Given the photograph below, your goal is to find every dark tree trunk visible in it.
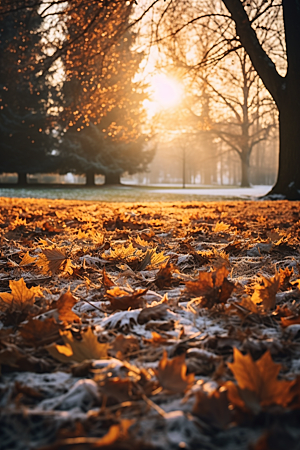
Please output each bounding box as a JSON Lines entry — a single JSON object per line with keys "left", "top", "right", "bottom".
{"left": 104, "top": 172, "right": 121, "bottom": 185}
{"left": 240, "top": 152, "right": 251, "bottom": 187}
{"left": 268, "top": 97, "right": 300, "bottom": 199}
{"left": 17, "top": 173, "right": 27, "bottom": 186}
{"left": 86, "top": 169, "right": 95, "bottom": 186}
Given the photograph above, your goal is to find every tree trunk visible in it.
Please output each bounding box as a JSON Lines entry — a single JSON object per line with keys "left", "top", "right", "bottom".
{"left": 268, "top": 97, "right": 300, "bottom": 199}
{"left": 86, "top": 169, "right": 95, "bottom": 186}
{"left": 17, "top": 173, "right": 27, "bottom": 186}
{"left": 240, "top": 152, "right": 251, "bottom": 187}
{"left": 104, "top": 172, "right": 121, "bottom": 185}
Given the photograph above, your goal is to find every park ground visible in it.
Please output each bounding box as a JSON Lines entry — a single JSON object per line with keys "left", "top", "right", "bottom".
{"left": 1, "top": 196, "right": 300, "bottom": 450}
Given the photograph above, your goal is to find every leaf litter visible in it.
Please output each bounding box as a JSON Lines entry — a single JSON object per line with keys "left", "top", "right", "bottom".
{"left": 1, "top": 198, "right": 300, "bottom": 449}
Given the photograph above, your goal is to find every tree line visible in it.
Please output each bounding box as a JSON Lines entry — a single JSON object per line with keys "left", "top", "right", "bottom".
{"left": 0, "top": 1, "right": 299, "bottom": 198}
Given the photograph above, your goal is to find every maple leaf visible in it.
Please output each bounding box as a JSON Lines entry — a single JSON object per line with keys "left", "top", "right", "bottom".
{"left": 106, "top": 287, "right": 147, "bottom": 311}
{"left": 154, "top": 261, "right": 177, "bottom": 288}
{"left": 185, "top": 266, "right": 234, "bottom": 307}
{"left": 47, "top": 327, "right": 109, "bottom": 363}
{"left": 138, "top": 248, "right": 168, "bottom": 271}
{"left": 19, "top": 251, "right": 37, "bottom": 266}
{"left": 106, "top": 243, "right": 141, "bottom": 260}
{"left": 226, "top": 348, "right": 294, "bottom": 410}
{"left": 192, "top": 388, "right": 232, "bottom": 429}
{"left": 55, "top": 289, "right": 81, "bottom": 324}
{"left": 156, "top": 350, "right": 195, "bottom": 392}
{"left": 109, "top": 334, "right": 139, "bottom": 358}
{"left": 213, "top": 221, "right": 230, "bottom": 233}
{"left": 251, "top": 273, "right": 280, "bottom": 310}
{"left": 36, "top": 247, "right": 70, "bottom": 275}
{"left": 0, "top": 278, "right": 42, "bottom": 314}
{"left": 20, "top": 317, "right": 60, "bottom": 346}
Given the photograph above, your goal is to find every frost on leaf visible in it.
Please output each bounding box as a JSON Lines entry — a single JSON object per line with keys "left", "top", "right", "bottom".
{"left": 251, "top": 273, "right": 280, "bottom": 310}
{"left": 0, "top": 278, "right": 42, "bottom": 314}
{"left": 106, "top": 287, "right": 147, "bottom": 311}
{"left": 156, "top": 350, "right": 194, "bottom": 392}
{"left": 185, "top": 266, "right": 234, "bottom": 307}
{"left": 226, "top": 348, "right": 294, "bottom": 411}
{"left": 47, "top": 327, "right": 109, "bottom": 363}
{"left": 36, "top": 247, "right": 71, "bottom": 275}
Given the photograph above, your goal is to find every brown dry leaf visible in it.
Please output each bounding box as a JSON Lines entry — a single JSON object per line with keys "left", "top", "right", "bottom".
{"left": 235, "top": 297, "right": 259, "bottom": 315}
{"left": 106, "top": 287, "right": 147, "bottom": 311}
{"left": 156, "top": 350, "right": 195, "bottom": 392}
{"left": 19, "top": 251, "right": 37, "bottom": 266}
{"left": 37, "top": 247, "right": 70, "bottom": 275}
{"left": 109, "top": 334, "right": 139, "bottom": 358}
{"left": 0, "top": 278, "right": 42, "bottom": 313}
{"left": 279, "top": 266, "right": 293, "bottom": 290}
{"left": 154, "top": 261, "right": 177, "bottom": 288}
{"left": 98, "top": 377, "right": 134, "bottom": 402}
{"left": 20, "top": 317, "right": 60, "bottom": 346}
{"left": 102, "top": 268, "right": 115, "bottom": 289}
{"left": 192, "top": 387, "right": 232, "bottom": 429}
{"left": 185, "top": 266, "right": 234, "bottom": 307}
{"left": 227, "top": 348, "right": 294, "bottom": 408}
{"left": 56, "top": 289, "right": 81, "bottom": 324}
{"left": 138, "top": 303, "right": 169, "bottom": 325}
{"left": 251, "top": 273, "right": 280, "bottom": 310}
{"left": 47, "top": 327, "right": 109, "bottom": 363}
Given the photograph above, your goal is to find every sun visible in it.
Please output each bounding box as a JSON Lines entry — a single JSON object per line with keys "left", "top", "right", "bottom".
{"left": 144, "top": 74, "right": 184, "bottom": 116}
{"left": 151, "top": 74, "right": 183, "bottom": 108}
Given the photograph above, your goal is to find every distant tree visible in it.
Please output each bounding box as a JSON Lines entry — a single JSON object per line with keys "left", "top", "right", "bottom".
{"left": 0, "top": 8, "right": 57, "bottom": 185}
{"left": 59, "top": 28, "right": 154, "bottom": 185}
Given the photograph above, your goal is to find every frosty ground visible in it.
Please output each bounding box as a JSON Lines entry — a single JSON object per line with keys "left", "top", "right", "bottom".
{"left": 1, "top": 196, "right": 300, "bottom": 450}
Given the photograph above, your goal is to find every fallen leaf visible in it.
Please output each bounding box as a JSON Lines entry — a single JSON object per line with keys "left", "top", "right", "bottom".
{"left": 37, "top": 247, "right": 70, "bottom": 275}
{"left": 106, "top": 287, "right": 147, "bottom": 311}
{"left": 109, "top": 334, "right": 139, "bottom": 358}
{"left": 226, "top": 348, "right": 293, "bottom": 409}
{"left": 0, "top": 278, "right": 42, "bottom": 313}
{"left": 192, "top": 387, "right": 232, "bottom": 429}
{"left": 19, "top": 251, "right": 37, "bottom": 266}
{"left": 56, "top": 289, "right": 80, "bottom": 324}
{"left": 47, "top": 327, "right": 109, "bottom": 363}
{"left": 102, "top": 268, "right": 115, "bottom": 289}
{"left": 156, "top": 350, "right": 194, "bottom": 392}
{"left": 154, "top": 261, "right": 177, "bottom": 288}
{"left": 20, "top": 317, "right": 60, "bottom": 346}
{"left": 138, "top": 248, "right": 168, "bottom": 270}
{"left": 185, "top": 266, "right": 234, "bottom": 307}
{"left": 214, "top": 221, "right": 230, "bottom": 233}
{"left": 138, "top": 303, "right": 169, "bottom": 325}
{"left": 251, "top": 273, "right": 280, "bottom": 310}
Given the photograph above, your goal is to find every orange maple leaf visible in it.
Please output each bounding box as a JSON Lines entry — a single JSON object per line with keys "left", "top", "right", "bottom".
{"left": 47, "top": 327, "right": 109, "bottom": 363}
{"left": 0, "top": 278, "right": 42, "bottom": 313}
{"left": 251, "top": 273, "right": 280, "bottom": 310}
{"left": 55, "top": 289, "right": 80, "bottom": 324}
{"left": 226, "top": 348, "right": 293, "bottom": 409}
{"left": 37, "top": 247, "right": 71, "bottom": 275}
{"left": 156, "top": 350, "right": 194, "bottom": 392}
{"left": 185, "top": 266, "right": 234, "bottom": 307}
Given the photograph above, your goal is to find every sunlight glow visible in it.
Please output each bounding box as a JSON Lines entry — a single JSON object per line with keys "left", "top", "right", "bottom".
{"left": 144, "top": 74, "right": 184, "bottom": 117}
{"left": 151, "top": 74, "right": 184, "bottom": 109}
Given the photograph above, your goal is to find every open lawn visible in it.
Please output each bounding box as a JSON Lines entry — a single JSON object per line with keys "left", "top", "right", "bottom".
{"left": 1, "top": 197, "right": 300, "bottom": 450}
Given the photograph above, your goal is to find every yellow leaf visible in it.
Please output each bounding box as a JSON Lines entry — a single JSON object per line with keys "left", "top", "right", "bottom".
{"left": 36, "top": 247, "right": 69, "bottom": 275}
{"left": 47, "top": 327, "right": 109, "bottom": 363}
{"left": 0, "top": 278, "right": 42, "bottom": 313}
{"left": 214, "top": 222, "right": 230, "bottom": 233}
{"left": 19, "top": 252, "right": 37, "bottom": 266}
